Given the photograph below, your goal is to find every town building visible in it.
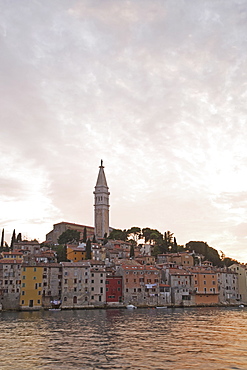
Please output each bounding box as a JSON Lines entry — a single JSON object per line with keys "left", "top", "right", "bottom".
{"left": 228, "top": 264, "right": 247, "bottom": 304}
{"left": 46, "top": 222, "right": 95, "bottom": 244}
{"left": 0, "top": 258, "right": 22, "bottom": 310}
{"left": 20, "top": 264, "right": 43, "bottom": 310}
{"left": 105, "top": 274, "right": 123, "bottom": 305}
{"left": 60, "top": 261, "right": 92, "bottom": 308}
{"left": 117, "top": 260, "right": 161, "bottom": 306}
{"left": 217, "top": 269, "right": 238, "bottom": 304}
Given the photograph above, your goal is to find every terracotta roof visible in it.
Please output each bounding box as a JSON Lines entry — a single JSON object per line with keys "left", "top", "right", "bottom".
{"left": 0, "top": 259, "right": 23, "bottom": 264}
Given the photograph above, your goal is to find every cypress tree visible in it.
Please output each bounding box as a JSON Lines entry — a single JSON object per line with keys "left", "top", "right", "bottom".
{"left": 83, "top": 227, "right": 87, "bottom": 243}
{"left": 1, "top": 229, "right": 4, "bottom": 248}
{"left": 10, "top": 229, "right": 16, "bottom": 249}
{"left": 86, "top": 239, "right": 92, "bottom": 260}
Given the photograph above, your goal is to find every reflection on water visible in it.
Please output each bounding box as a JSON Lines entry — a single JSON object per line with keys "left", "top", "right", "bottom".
{"left": 1, "top": 307, "right": 247, "bottom": 369}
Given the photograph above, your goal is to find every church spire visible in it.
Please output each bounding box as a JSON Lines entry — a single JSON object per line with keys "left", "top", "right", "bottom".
{"left": 94, "top": 160, "right": 110, "bottom": 240}
{"left": 96, "top": 160, "right": 108, "bottom": 187}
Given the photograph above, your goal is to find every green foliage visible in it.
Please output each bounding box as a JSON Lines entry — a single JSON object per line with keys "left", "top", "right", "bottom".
{"left": 127, "top": 227, "right": 141, "bottom": 242}
{"left": 130, "top": 245, "right": 135, "bottom": 258}
{"left": 10, "top": 229, "right": 16, "bottom": 249}
{"left": 52, "top": 245, "right": 68, "bottom": 263}
{"left": 108, "top": 229, "right": 128, "bottom": 241}
{"left": 151, "top": 245, "right": 162, "bottom": 257}
{"left": 57, "top": 229, "right": 80, "bottom": 245}
{"left": 1, "top": 229, "right": 4, "bottom": 249}
{"left": 186, "top": 241, "right": 222, "bottom": 267}
{"left": 86, "top": 239, "right": 92, "bottom": 260}
{"left": 83, "top": 227, "right": 87, "bottom": 243}
{"left": 142, "top": 228, "right": 163, "bottom": 245}
{"left": 222, "top": 257, "right": 239, "bottom": 267}
{"left": 16, "top": 233, "right": 22, "bottom": 243}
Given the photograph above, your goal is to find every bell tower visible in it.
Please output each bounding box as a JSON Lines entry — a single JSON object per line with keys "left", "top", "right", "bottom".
{"left": 94, "top": 160, "right": 110, "bottom": 240}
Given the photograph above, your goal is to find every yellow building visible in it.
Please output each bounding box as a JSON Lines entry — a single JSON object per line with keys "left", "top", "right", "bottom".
{"left": 67, "top": 245, "right": 87, "bottom": 262}
{"left": 20, "top": 265, "right": 43, "bottom": 310}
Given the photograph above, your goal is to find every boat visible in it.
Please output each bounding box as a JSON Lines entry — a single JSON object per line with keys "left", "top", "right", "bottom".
{"left": 126, "top": 304, "right": 137, "bottom": 309}
{"left": 239, "top": 304, "right": 245, "bottom": 308}
{"left": 49, "top": 300, "right": 62, "bottom": 311}
{"left": 156, "top": 306, "right": 168, "bottom": 309}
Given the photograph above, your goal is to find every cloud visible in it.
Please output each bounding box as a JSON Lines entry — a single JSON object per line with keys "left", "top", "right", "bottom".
{"left": 0, "top": 0, "right": 247, "bottom": 261}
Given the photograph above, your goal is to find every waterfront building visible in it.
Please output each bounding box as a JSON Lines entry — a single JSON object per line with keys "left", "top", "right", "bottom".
{"left": 162, "top": 268, "right": 194, "bottom": 306}
{"left": 191, "top": 268, "right": 219, "bottom": 305}
{"left": 94, "top": 160, "right": 110, "bottom": 240}
{"left": 228, "top": 264, "right": 247, "bottom": 304}
{"left": 0, "top": 258, "right": 22, "bottom": 310}
{"left": 117, "top": 260, "right": 161, "bottom": 306}
{"left": 90, "top": 267, "right": 106, "bottom": 305}
{"left": 41, "top": 263, "right": 62, "bottom": 308}
{"left": 20, "top": 265, "right": 43, "bottom": 310}
{"left": 217, "top": 269, "right": 238, "bottom": 304}
{"left": 60, "top": 261, "right": 92, "bottom": 308}
{"left": 105, "top": 274, "right": 123, "bottom": 304}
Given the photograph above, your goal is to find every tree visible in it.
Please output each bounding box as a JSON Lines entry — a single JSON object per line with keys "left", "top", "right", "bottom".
{"left": 127, "top": 227, "right": 141, "bottom": 243}
{"left": 52, "top": 245, "right": 68, "bottom": 263}
{"left": 83, "top": 227, "right": 87, "bottom": 243}
{"left": 130, "top": 245, "right": 135, "bottom": 258}
{"left": 1, "top": 229, "right": 4, "bottom": 248}
{"left": 185, "top": 241, "right": 222, "bottom": 267}
{"left": 16, "top": 233, "right": 22, "bottom": 243}
{"left": 108, "top": 229, "right": 128, "bottom": 241}
{"left": 57, "top": 229, "right": 80, "bottom": 245}
{"left": 10, "top": 229, "right": 16, "bottom": 249}
{"left": 86, "top": 239, "right": 92, "bottom": 260}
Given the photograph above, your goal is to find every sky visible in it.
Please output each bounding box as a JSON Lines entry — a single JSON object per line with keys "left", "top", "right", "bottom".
{"left": 1, "top": 0, "right": 247, "bottom": 262}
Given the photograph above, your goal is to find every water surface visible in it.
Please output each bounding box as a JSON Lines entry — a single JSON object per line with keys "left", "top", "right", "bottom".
{"left": 1, "top": 307, "right": 247, "bottom": 369}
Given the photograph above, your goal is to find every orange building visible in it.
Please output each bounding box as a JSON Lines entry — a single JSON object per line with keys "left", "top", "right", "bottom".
{"left": 192, "top": 269, "right": 219, "bottom": 305}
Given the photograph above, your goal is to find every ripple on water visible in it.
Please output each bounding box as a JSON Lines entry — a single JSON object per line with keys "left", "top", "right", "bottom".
{"left": 1, "top": 307, "right": 247, "bottom": 369}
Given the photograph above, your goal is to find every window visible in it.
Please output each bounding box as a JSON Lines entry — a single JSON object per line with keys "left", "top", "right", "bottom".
{"left": 22, "top": 276, "right": 26, "bottom": 280}
{"left": 37, "top": 300, "right": 40, "bottom": 304}
{"left": 100, "top": 287, "right": 103, "bottom": 293}
{"left": 34, "top": 267, "right": 37, "bottom": 272}
{"left": 91, "top": 287, "right": 94, "bottom": 291}
{"left": 21, "top": 300, "right": 24, "bottom": 305}
{"left": 22, "top": 283, "right": 25, "bottom": 287}
{"left": 100, "top": 280, "right": 103, "bottom": 284}
{"left": 106, "top": 280, "right": 109, "bottom": 284}
{"left": 118, "top": 280, "right": 121, "bottom": 284}
{"left": 91, "top": 280, "right": 94, "bottom": 284}
{"left": 74, "top": 279, "right": 77, "bottom": 284}
{"left": 22, "top": 291, "right": 25, "bottom": 295}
